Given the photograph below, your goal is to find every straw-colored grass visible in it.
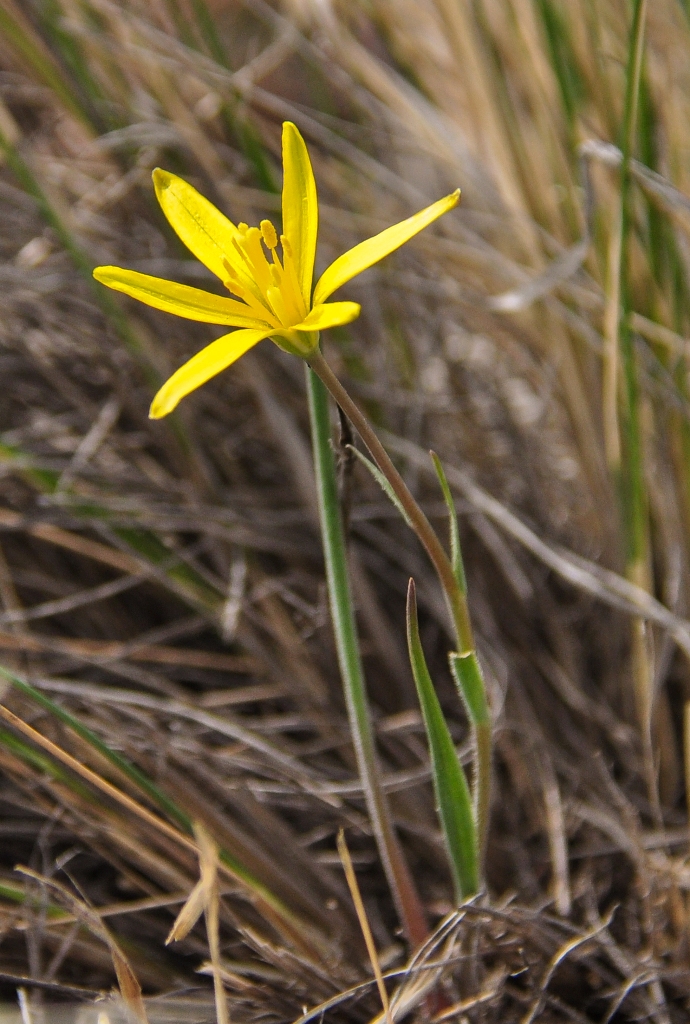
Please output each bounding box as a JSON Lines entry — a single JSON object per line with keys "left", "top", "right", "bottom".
{"left": 1, "top": 0, "right": 690, "bottom": 1020}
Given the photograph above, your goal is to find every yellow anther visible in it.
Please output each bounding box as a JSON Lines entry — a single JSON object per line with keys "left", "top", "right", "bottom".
{"left": 260, "top": 219, "right": 278, "bottom": 250}
{"left": 237, "top": 222, "right": 248, "bottom": 235}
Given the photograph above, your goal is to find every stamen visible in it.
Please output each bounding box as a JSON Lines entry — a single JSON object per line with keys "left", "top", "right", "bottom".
{"left": 260, "top": 219, "right": 278, "bottom": 251}
{"left": 280, "top": 235, "right": 308, "bottom": 320}
{"left": 243, "top": 227, "right": 274, "bottom": 294}
{"left": 237, "top": 222, "right": 248, "bottom": 235}
{"left": 269, "top": 262, "right": 302, "bottom": 325}
{"left": 222, "top": 258, "right": 278, "bottom": 325}
{"left": 232, "top": 236, "right": 252, "bottom": 269}
{"left": 266, "top": 286, "right": 291, "bottom": 328}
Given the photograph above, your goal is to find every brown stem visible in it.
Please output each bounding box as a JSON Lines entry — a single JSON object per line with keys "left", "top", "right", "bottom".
{"left": 308, "top": 349, "right": 473, "bottom": 652}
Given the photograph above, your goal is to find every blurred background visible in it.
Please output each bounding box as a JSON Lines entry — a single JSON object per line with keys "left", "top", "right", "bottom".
{"left": 1, "top": 0, "right": 690, "bottom": 1020}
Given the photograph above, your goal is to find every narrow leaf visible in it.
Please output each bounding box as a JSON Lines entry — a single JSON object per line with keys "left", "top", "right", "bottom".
{"left": 0, "top": 665, "right": 191, "bottom": 830}
{"left": 448, "top": 651, "right": 489, "bottom": 727}
{"left": 349, "top": 445, "right": 413, "bottom": 528}
{"left": 406, "top": 580, "right": 478, "bottom": 900}
{"left": 430, "top": 451, "right": 466, "bottom": 594}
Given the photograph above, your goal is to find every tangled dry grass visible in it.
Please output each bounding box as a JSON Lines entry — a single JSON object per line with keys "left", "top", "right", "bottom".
{"left": 1, "top": 0, "right": 690, "bottom": 1020}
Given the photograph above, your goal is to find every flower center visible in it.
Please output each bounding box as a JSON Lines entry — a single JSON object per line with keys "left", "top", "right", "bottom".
{"left": 222, "top": 219, "right": 308, "bottom": 329}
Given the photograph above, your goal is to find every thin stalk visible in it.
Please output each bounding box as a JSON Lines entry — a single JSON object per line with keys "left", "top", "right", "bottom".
{"left": 618, "top": 0, "right": 649, "bottom": 575}
{"left": 612, "top": 0, "right": 655, "bottom": 802}
{"left": 305, "top": 366, "right": 429, "bottom": 947}
{"left": 308, "top": 350, "right": 472, "bottom": 653}
{"left": 307, "top": 350, "right": 490, "bottom": 861}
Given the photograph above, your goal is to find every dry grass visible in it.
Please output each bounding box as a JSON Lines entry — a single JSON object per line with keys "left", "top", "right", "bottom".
{"left": 0, "top": 0, "right": 690, "bottom": 1020}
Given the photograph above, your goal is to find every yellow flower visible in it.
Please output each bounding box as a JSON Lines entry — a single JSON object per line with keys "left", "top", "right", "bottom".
{"left": 93, "top": 122, "right": 459, "bottom": 418}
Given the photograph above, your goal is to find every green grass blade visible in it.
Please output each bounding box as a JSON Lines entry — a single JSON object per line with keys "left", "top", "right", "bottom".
{"left": 430, "top": 451, "right": 467, "bottom": 595}
{"left": 448, "top": 651, "right": 489, "bottom": 728}
{"left": 406, "top": 579, "right": 478, "bottom": 901}
{"left": 349, "top": 445, "right": 413, "bottom": 528}
{"left": 617, "top": 0, "right": 649, "bottom": 571}
{"left": 0, "top": 440, "right": 224, "bottom": 615}
{"left": 0, "top": 665, "right": 317, "bottom": 947}
{"left": 534, "top": 0, "right": 586, "bottom": 128}
{"left": 0, "top": 725, "right": 90, "bottom": 791}
{"left": 0, "top": 124, "right": 153, "bottom": 374}
{"left": 0, "top": 665, "right": 190, "bottom": 829}
{"left": 0, "top": 877, "right": 69, "bottom": 920}
{"left": 0, "top": 1, "right": 87, "bottom": 125}
{"left": 449, "top": 651, "right": 492, "bottom": 859}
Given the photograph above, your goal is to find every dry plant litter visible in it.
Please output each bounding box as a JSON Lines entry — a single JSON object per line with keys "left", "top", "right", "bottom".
{"left": 0, "top": 0, "right": 690, "bottom": 1021}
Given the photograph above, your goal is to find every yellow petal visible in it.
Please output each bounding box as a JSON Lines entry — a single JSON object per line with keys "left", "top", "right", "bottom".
{"left": 93, "top": 267, "right": 270, "bottom": 328}
{"left": 149, "top": 328, "right": 272, "bottom": 418}
{"left": 313, "top": 190, "right": 460, "bottom": 306}
{"left": 294, "top": 301, "right": 361, "bottom": 331}
{"left": 281, "top": 122, "right": 318, "bottom": 308}
{"left": 153, "top": 169, "right": 247, "bottom": 285}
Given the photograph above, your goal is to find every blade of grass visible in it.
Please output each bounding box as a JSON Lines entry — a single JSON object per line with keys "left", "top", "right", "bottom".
{"left": 431, "top": 451, "right": 489, "bottom": 859}
{"left": 337, "top": 830, "right": 392, "bottom": 1024}
{"left": 0, "top": 670, "right": 326, "bottom": 959}
{"left": 0, "top": 442, "right": 224, "bottom": 615}
{"left": 406, "top": 580, "right": 478, "bottom": 901}
{"left": 0, "top": 665, "right": 189, "bottom": 828}
{"left": 0, "top": 0, "right": 89, "bottom": 126}
{"left": 348, "top": 444, "right": 413, "bottom": 529}
{"left": 608, "top": 0, "right": 657, "bottom": 805}
{"left": 0, "top": 125, "right": 152, "bottom": 374}
{"left": 448, "top": 652, "right": 491, "bottom": 865}
{"left": 15, "top": 867, "right": 149, "bottom": 1024}
{"left": 430, "top": 452, "right": 466, "bottom": 595}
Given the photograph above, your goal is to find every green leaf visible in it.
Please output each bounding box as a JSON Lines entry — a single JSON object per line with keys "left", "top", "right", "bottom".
{"left": 406, "top": 579, "right": 478, "bottom": 900}
{"left": 349, "top": 445, "right": 413, "bottom": 528}
{"left": 0, "top": 665, "right": 313, "bottom": 940}
{"left": 448, "top": 651, "right": 489, "bottom": 727}
{"left": 430, "top": 451, "right": 466, "bottom": 594}
{"left": 0, "top": 666, "right": 190, "bottom": 829}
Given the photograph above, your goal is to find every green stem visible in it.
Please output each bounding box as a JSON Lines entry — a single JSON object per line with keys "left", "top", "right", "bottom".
{"left": 615, "top": 2, "right": 655, "bottom": 799}
{"left": 307, "top": 349, "right": 490, "bottom": 862}
{"left": 618, "top": 0, "right": 648, "bottom": 572}
{"left": 305, "top": 366, "right": 429, "bottom": 947}
{"left": 307, "top": 351, "right": 471, "bottom": 651}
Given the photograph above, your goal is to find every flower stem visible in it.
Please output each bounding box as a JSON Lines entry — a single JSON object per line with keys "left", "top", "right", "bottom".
{"left": 308, "top": 350, "right": 471, "bottom": 650}
{"left": 305, "top": 365, "right": 429, "bottom": 947}
{"left": 307, "top": 348, "right": 490, "bottom": 859}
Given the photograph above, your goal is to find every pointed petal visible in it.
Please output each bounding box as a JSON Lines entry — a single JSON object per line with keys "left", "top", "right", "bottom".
{"left": 293, "top": 301, "right": 361, "bottom": 332}
{"left": 93, "top": 267, "right": 270, "bottom": 328}
{"left": 281, "top": 122, "right": 318, "bottom": 307}
{"left": 313, "top": 190, "right": 460, "bottom": 305}
{"left": 153, "top": 169, "right": 245, "bottom": 283}
{"left": 150, "top": 329, "right": 272, "bottom": 418}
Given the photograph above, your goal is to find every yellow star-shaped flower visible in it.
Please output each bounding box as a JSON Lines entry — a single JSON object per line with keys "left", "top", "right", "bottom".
{"left": 94, "top": 122, "right": 459, "bottom": 418}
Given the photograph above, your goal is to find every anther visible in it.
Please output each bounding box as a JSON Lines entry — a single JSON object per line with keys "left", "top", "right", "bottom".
{"left": 237, "top": 223, "right": 248, "bottom": 235}
{"left": 260, "top": 219, "right": 278, "bottom": 250}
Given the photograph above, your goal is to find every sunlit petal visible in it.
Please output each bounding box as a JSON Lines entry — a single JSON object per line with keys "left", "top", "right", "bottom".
{"left": 294, "top": 301, "right": 361, "bottom": 332}
{"left": 281, "top": 122, "right": 318, "bottom": 308}
{"left": 93, "top": 267, "right": 270, "bottom": 328}
{"left": 313, "top": 190, "right": 460, "bottom": 306}
{"left": 149, "top": 329, "right": 272, "bottom": 418}
{"left": 153, "top": 169, "right": 248, "bottom": 284}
